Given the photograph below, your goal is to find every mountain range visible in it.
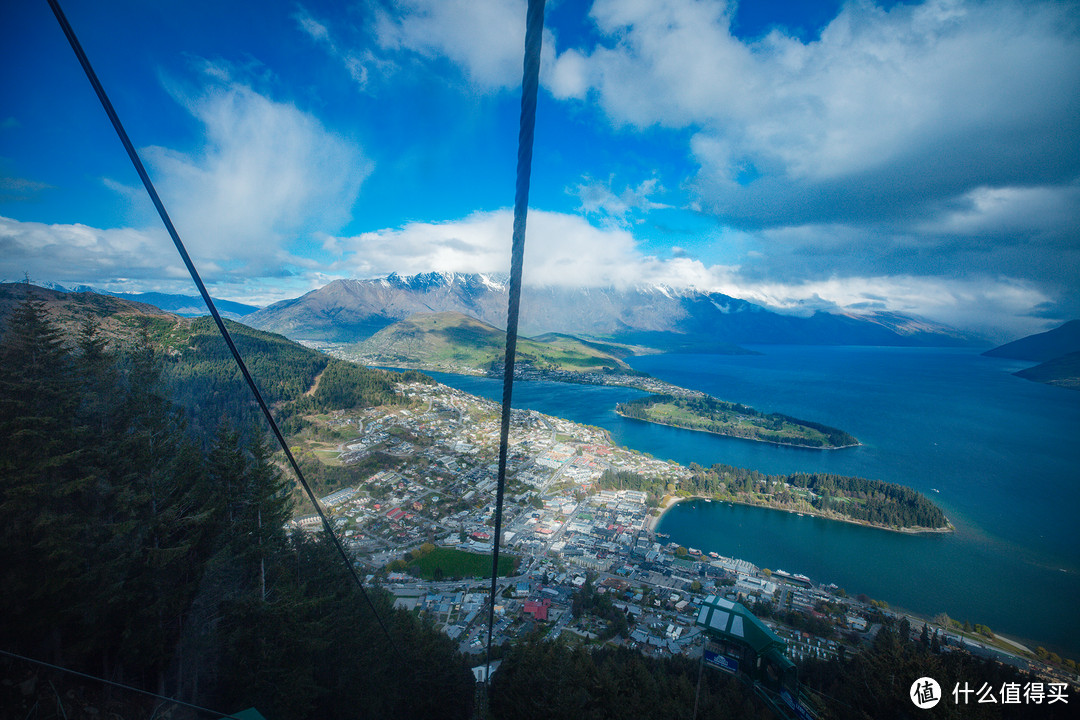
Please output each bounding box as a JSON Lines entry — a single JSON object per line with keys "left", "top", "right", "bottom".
{"left": 33, "top": 282, "right": 260, "bottom": 319}
{"left": 246, "top": 272, "right": 977, "bottom": 350}
{"left": 984, "top": 320, "right": 1080, "bottom": 391}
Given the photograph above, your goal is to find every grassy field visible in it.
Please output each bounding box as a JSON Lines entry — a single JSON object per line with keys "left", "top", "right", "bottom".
{"left": 409, "top": 547, "right": 516, "bottom": 580}
{"left": 312, "top": 448, "right": 343, "bottom": 466}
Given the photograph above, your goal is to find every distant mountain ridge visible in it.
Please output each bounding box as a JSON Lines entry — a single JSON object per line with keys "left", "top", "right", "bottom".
{"left": 983, "top": 319, "right": 1080, "bottom": 361}
{"left": 0, "top": 282, "right": 180, "bottom": 346}
{"left": 985, "top": 320, "right": 1080, "bottom": 391}
{"left": 34, "top": 282, "right": 260, "bottom": 319}
{"left": 1014, "top": 352, "right": 1080, "bottom": 391}
{"left": 247, "top": 271, "right": 976, "bottom": 349}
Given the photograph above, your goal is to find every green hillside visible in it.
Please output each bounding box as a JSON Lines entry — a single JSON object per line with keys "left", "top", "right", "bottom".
{"left": 0, "top": 282, "right": 180, "bottom": 346}
{"left": 1014, "top": 351, "right": 1080, "bottom": 390}
{"left": 0, "top": 283, "right": 424, "bottom": 434}
{"left": 350, "top": 311, "right": 635, "bottom": 375}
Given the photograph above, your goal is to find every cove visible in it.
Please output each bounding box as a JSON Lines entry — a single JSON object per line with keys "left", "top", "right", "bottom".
{"left": 419, "top": 346, "right": 1080, "bottom": 655}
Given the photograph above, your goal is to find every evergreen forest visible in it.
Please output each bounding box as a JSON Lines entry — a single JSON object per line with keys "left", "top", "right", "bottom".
{"left": 601, "top": 462, "right": 949, "bottom": 530}
{"left": 0, "top": 291, "right": 472, "bottom": 718}
{"left": 616, "top": 394, "right": 859, "bottom": 449}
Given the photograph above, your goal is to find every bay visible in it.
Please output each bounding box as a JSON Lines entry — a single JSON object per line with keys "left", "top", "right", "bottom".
{"left": 420, "top": 346, "right": 1080, "bottom": 656}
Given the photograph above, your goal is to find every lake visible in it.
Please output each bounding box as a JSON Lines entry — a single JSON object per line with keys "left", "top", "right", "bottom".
{"left": 421, "top": 346, "right": 1080, "bottom": 656}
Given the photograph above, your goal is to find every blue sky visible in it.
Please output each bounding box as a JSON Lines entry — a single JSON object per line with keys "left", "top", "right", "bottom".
{"left": 2, "top": 0, "right": 1078, "bottom": 341}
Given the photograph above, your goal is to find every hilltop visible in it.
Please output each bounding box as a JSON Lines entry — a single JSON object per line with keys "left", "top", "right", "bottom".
{"left": 983, "top": 319, "right": 1080, "bottom": 361}
{"left": 0, "top": 282, "right": 426, "bottom": 439}
{"left": 343, "top": 311, "right": 643, "bottom": 376}
{"left": 31, "top": 282, "right": 261, "bottom": 318}
{"left": 0, "top": 282, "right": 180, "bottom": 346}
{"left": 1014, "top": 351, "right": 1080, "bottom": 391}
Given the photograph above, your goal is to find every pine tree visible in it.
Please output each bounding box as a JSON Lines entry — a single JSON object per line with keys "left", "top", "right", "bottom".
{"left": 0, "top": 286, "right": 80, "bottom": 658}
{"left": 105, "top": 338, "right": 217, "bottom": 690}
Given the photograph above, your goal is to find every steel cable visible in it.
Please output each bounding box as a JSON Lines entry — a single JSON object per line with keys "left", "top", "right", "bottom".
{"left": 484, "top": 0, "right": 547, "bottom": 687}
{"left": 45, "top": 0, "right": 404, "bottom": 663}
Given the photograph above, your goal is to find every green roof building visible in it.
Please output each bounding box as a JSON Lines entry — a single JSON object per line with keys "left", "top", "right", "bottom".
{"left": 695, "top": 595, "right": 813, "bottom": 719}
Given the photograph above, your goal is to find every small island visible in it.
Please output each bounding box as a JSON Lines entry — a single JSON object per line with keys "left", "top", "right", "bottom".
{"left": 616, "top": 394, "right": 859, "bottom": 449}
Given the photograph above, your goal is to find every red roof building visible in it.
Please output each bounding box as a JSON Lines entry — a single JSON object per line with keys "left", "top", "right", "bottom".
{"left": 522, "top": 599, "right": 552, "bottom": 622}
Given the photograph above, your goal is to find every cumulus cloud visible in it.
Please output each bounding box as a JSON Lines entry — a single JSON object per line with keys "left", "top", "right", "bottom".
{"left": 360, "top": 0, "right": 1079, "bottom": 317}
{"left": 0, "top": 215, "right": 340, "bottom": 305}
{"left": 573, "top": 0, "right": 1080, "bottom": 229}
{"left": 12, "top": 63, "right": 375, "bottom": 303}
{"left": 6, "top": 206, "right": 1065, "bottom": 339}
{"left": 319, "top": 207, "right": 735, "bottom": 288}
{"left": 325, "top": 208, "right": 640, "bottom": 285}
{"left": 374, "top": 0, "right": 530, "bottom": 89}
{"left": 370, "top": 0, "right": 588, "bottom": 92}
{"left": 0, "top": 216, "right": 187, "bottom": 288}
{"left": 544, "top": 47, "right": 589, "bottom": 99}
{"left": 139, "top": 64, "right": 372, "bottom": 273}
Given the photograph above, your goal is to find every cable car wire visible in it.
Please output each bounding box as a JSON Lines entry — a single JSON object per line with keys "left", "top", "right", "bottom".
{"left": 483, "top": 0, "right": 547, "bottom": 687}
{"left": 45, "top": 0, "right": 404, "bottom": 664}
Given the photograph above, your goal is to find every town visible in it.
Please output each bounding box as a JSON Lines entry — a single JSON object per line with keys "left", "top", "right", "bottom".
{"left": 292, "top": 378, "right": 1075, "bottom": 688}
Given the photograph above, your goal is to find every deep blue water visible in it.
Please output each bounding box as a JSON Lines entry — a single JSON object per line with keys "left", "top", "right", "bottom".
{"left": 420, "top": 347, "right": 1080, "bottom": 655}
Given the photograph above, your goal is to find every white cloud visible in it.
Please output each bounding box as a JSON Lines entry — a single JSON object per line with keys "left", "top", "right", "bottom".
{"left": 139, "top": 66, "right": 372, "bottom": 273}
{"left": 374, "top": 0, "right": 529, "bottom": 89}
{"left": 294, "top": 5, "right": 386, "bottom": 90}
{"left": 0, "top": 215, "right": 336, "bottom": 306}
{"left": 320, "top": 207, "right": 1059, "bottom": 338}
{"left": 4, "top": 208, "right": 1062, "bottom": 338}
{"left": 0, "top": 216, "right": 188, "bottom": 287}
{"left": 262, "top": 0, "right": 1079, "bottom": 336}
{"left": 919, "top": 184, "right": 1080, "bottom": 237}
{"left": 321, "top": 207, "right": 732, "bottom": 288}
{"left": 372, "top": 0, "right": 587, "bottom": 93}
{"left": 544, "top": 47, "right": 589, "bottom": 100}
{"left": 727, "top": 274, "right": 1053, "bottom": 342}
{"left": 570, "top": 175, "right": 672, "bottom": 226}
{"left": 572, "top": 0, "right": 1080, "bottom": 225}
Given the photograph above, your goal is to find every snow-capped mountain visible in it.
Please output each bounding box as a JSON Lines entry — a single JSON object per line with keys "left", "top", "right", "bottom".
{"left": 245, "top": 272, "right": 977, "bottom": 349}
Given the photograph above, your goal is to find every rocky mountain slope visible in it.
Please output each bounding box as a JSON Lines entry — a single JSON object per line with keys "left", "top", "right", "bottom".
{"left": 247, "top": 272, "right": 975, "bottom": 349}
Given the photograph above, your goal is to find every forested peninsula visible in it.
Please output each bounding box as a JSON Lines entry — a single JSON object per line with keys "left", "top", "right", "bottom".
{"left": 602, "top": 464, "right": 951, "bottom": 533}
{"left": 616, "top": 394, "right": 859, "bottom": 449}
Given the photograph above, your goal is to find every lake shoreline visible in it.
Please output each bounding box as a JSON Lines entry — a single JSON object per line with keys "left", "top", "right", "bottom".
{"left": 652, "top": 493, "right": 953, "bottom": 536}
